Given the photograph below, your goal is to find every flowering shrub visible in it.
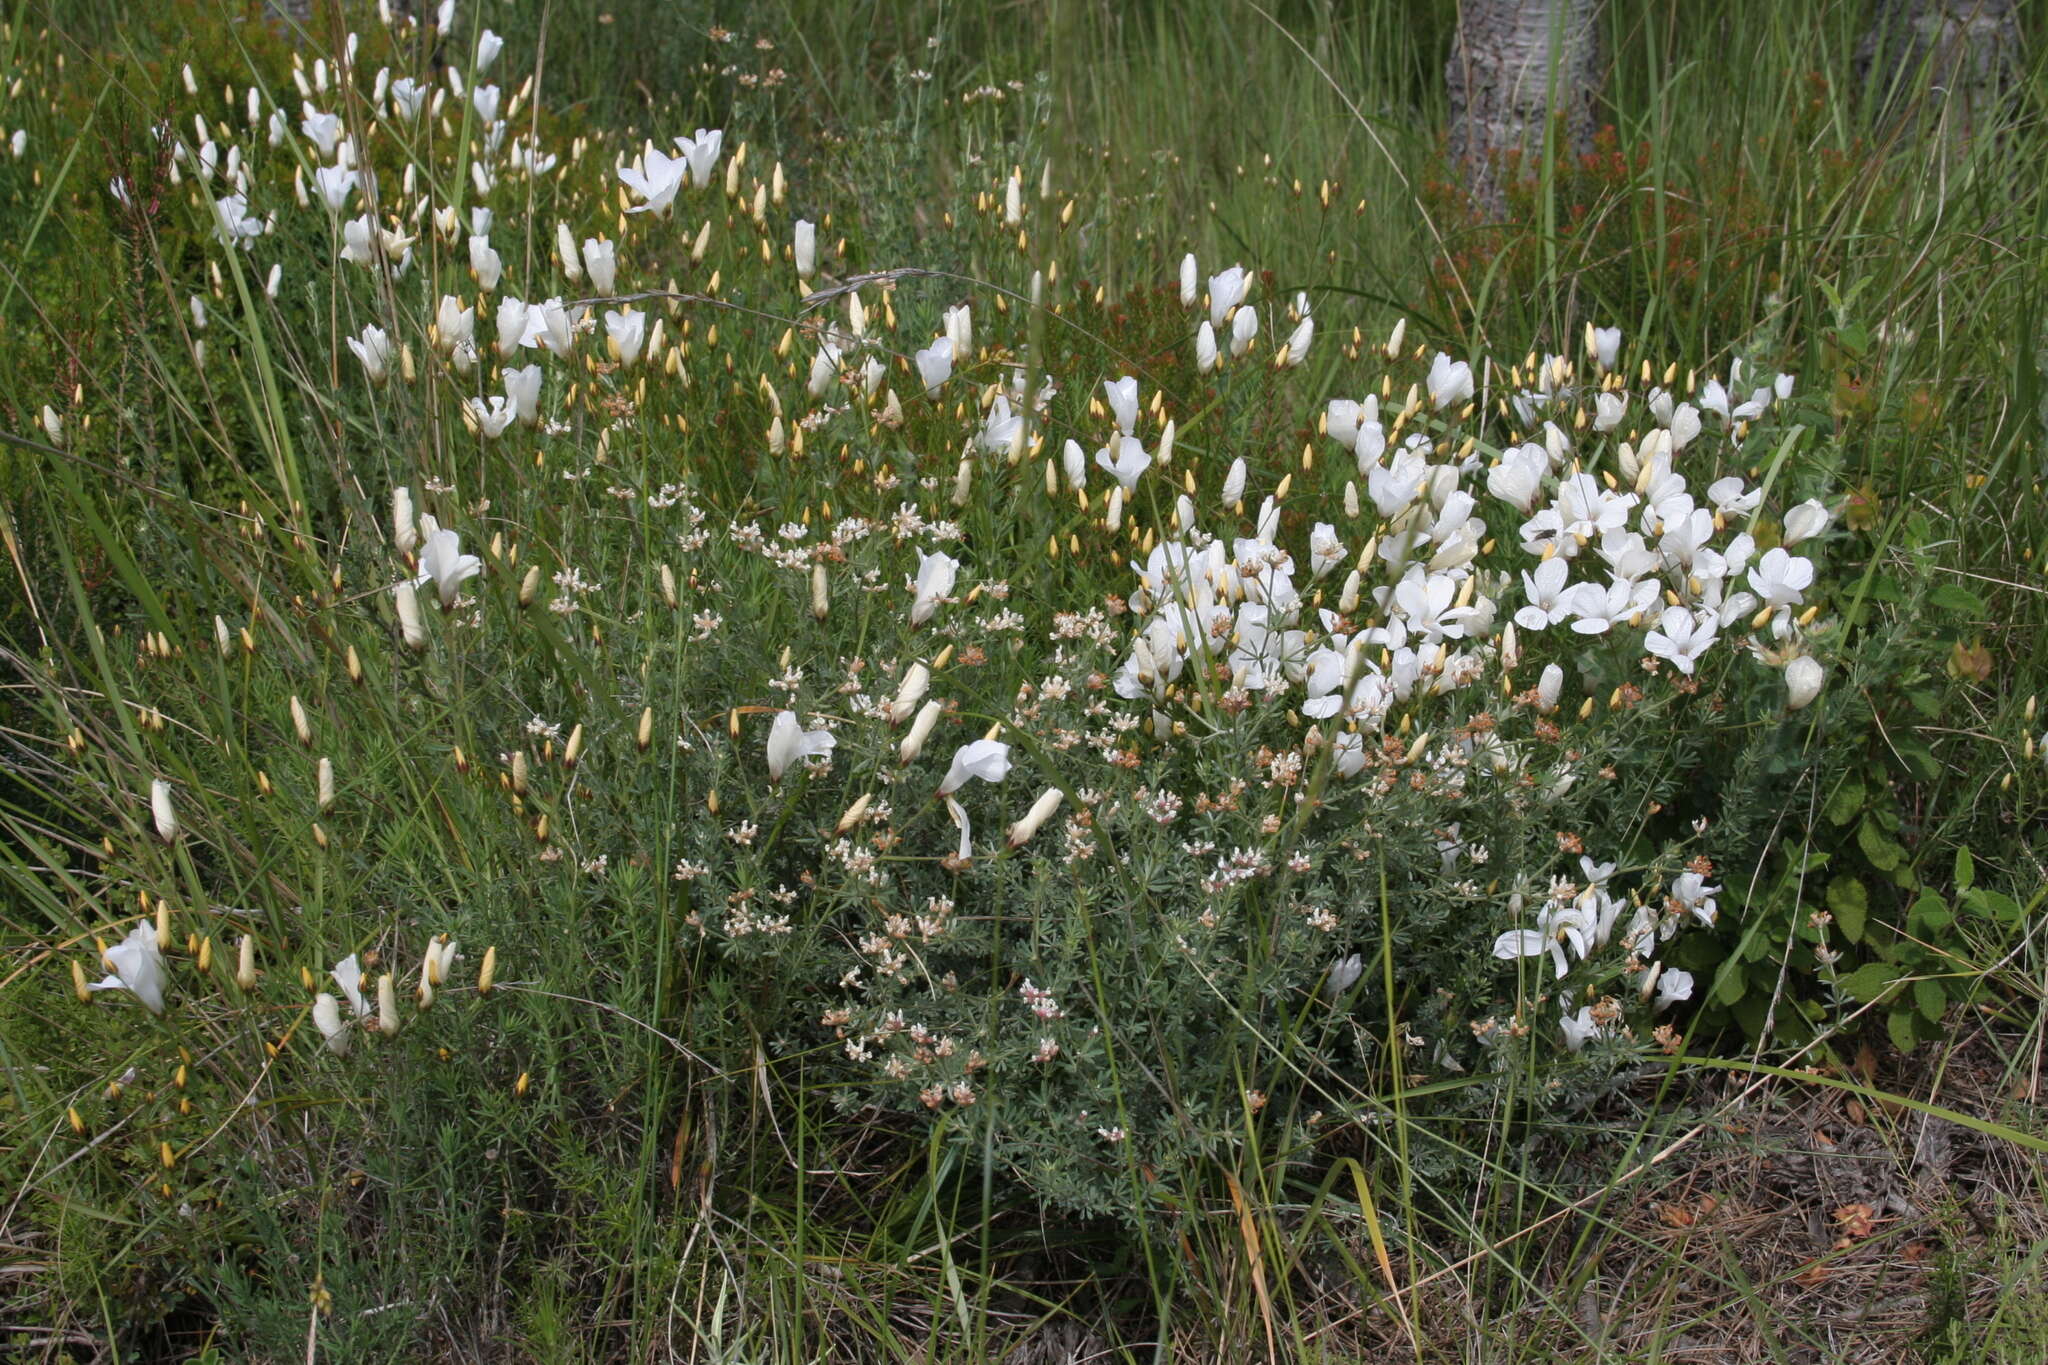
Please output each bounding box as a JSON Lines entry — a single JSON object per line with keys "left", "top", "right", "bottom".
{"left": 8, "top": 8, "right": 2038, "bottom": 1353}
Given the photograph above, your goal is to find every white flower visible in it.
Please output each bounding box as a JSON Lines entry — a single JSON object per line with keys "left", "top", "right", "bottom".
{"left": 1103, "top": 376, "right": 1139, "bottom": 434}
{"left": 619, "top": 147, "right": 689, "bottom": 215}
{"left": 1748, "top": 546, "right": 1814, "bottom": 608}
{"left": 793, "top": 218, "right": 817, "bottom": 279}
{"left": 1782, "top": 499, "right": 1831, "bottom": 546}
{"left": 605, "top": 309, "right": 647, "bottom": 366}
{"left": 1785, "top": 654, "right": 1824, "bottom": 710}
{"left": 332, "top": 952, "right": 372, "bottom": 1017}
{"left": 1207, "top": 265, "right": 1248, "bottom": 328}
{"left": 347, "top": 325, "right": 392, "bottom": 385}
{"left": 212, "top": 193, "right": 263, "bottom": 246}
{"left": 468, "top": 235, "right": 502, "bottom": 290}
{"left": 766, "top": 710, "right": 836, "bottom": 782}
{"left": 313, "top": 162, "right": 358, "bottom": 212}
{"left": 1307, "top": 523, "right": 1346, "bottom": 580}
{"left": 475, "top": 27, "right": 504, "bottom": 72}
{"left": 1644, "top": 606, "right": 1718, "bottom": 675}
{"left": 1094, "top": 436, "right": 1151, "bottom": 491}
{"left": 979, "top": 396, "right": 1023, "bottom": 458}
{"left": 1536, "top": 662, "right": 1564, "bottom": 713}
{"left": 939, "top": 739, "right": 1011, "bottom": 794}
{"left": 522, "top": 298, "right": 575, "bottom": 356}
{"left": 1591, "top": 325, "right": 1620, "bottom": 371}
{"left": 1325, "top": 953, "right": 1364, "bottom": 997}
{"left": 470, "top": 84, "right": 501, "bottom": 123}
{"left": 88, "top": 921, "right": 168, "bottom": 1013}
{"left": 300, "top": 108, "right": 343, "bottom": 156}
{"left": 435, "top": 295, "right": 476, "bottom": 355}
{"left": 1229, "top": 303, "right": 1258, "bottom": 357}
{"left": 494, "top": 296, "right": 531, "bottom": 357}
{"left": 943, "top": 304, "right": 973, "bottom": 356}
{"left": 582, "top": 238, "right": 617, "bottom": 293}
{"left": 1427, "top": 353, "right": 1474, "bottom": 409}
{"left": 413, "top": 515, "right": 482, "bottom": 606}
{"left": 911, "top": 551, "right": 960, "bottom": 627}
{"left": 1670, "top": 872, "right": 1719, "bottom": 928}
{"left": 503, "top": 364, "right": 543, "bottom": 425}
{"left": 915, "top": 337, "right": 953, "bottom": 396}
{"left": 390, "top": 77, "right": 426, "bottom": 120}
{"left": 1195, "top": 321, "right": 1219, "bottom": 373}
{"left": 1593, "top": 391, "right": 1627, "bottom": 431}
{"left": 1707, "top": 476, "right": 1761, "bottom": 517}
{"left": 1560, "top": 1004, "right": 1603, "bottom": 1052}
{"left": 1653, "top": 967, "right": 1694, "bottom": 1010}
{"left": 1514, "top": 557, "right": 1574, "bottom": 631}
{"left": 1179, "top": 253, "right": 1198, "bottom": 306}
{"left": 674, "top": 127, "right": 724, "bottom": 187}
{"left": 1493, "top": 903, "right": 1595, "bottom": 979}
{"left": 464, "top": 395, "right": 518, "bottom": 438}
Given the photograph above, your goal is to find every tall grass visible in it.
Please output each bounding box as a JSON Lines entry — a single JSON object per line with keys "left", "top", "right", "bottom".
{"left": 1, "top": 0, "right": 2044, "bottom": 1360}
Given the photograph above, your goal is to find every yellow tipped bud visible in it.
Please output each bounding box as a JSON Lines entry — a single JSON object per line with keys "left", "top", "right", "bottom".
{"left": 237, "top": 934, "right": 257, "bottom": 990}
{"left": 478, "top": 945, "right": 498, "bottom": 995}
{"left": 71, "top": 958, "right": 89, "bottom": 1002}
{"left": 563, "top": 723, "right": 585, "bottom": 769}
{"left": 637, "top": 707, "right": 654, "bottom": 752}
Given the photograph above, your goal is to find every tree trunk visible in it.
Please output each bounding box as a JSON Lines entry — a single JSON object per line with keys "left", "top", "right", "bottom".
{"left": 1446, "top": 0, "right": 1601, "bottom": 217}
{"left": 1857, "top": 0, "right": 2021, "bottom": 152}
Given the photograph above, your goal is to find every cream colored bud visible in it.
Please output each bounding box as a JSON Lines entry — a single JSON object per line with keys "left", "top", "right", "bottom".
{"left": 889, "top": 663, "right": 932, "bottom": 726}
{"left": 899, "top": 699, "right": 943, "bottom": 763}
{"left": 519, "top": 565, "right": 542, "bottom": 608}
{"left": 660, "top": 563, "right": 679, "bottom": 609}
{"left": 237, "top": 934, "right": 257, "bottom": 989}
{"left": 313, "top": 993, "right": 350, "bottom": 1054}
{"left": 151, "top": 778, "right": 179, "bottom": 843}
{"left": 834, "top": 793, "right": 873, "bottom": 836}
{"left": 394, "top": 580, "right": 427, "bottom": 649}
{"left": 811, "top": 563, "right": 830, "bottom": 620}
{"left": 563, "top": 723, "right": 585, "bottom": 768}
{"left": 510, "top": 749, "right": 529, "bottom": 794}
{"left": 477, "top": 945, "right": 498, "bottom": 995}
{"left": 637, "top": 706, "right": 654, "bottom": 752}
{"left": 1006, "top": 788, "right": 1065, "bottom": 847}
{"left": 376, "top": 972, "right": 400, "bottom": 1036}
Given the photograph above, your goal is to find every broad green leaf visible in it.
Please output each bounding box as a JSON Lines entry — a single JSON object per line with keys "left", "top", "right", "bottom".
{"left": 1839, "top": 962, "right": 1897, "bottom": 1003}
{"left": 1823, "top": 774, "right": 1865, "bottom": 826}
{"left": 1857, "top": 817, "right": 1905, "bottom": 873}
{"left": 1953, "top": 845, "right": 1974, "bottom": 894}
{"left": 1827, "top": 877, "right": 1868, "bottom": 942}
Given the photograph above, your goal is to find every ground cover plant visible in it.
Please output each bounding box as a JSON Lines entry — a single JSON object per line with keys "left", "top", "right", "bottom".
{"left": 1, "top": 1, "right": 2045, "bottom": 1360}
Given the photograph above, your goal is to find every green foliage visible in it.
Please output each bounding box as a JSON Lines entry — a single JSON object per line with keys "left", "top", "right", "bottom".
{"left": 1, "top": 0, "right": 2044, "bottom": 1359}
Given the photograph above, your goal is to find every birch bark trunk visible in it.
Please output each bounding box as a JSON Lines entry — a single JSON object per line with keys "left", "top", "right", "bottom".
{"left": 1445, "top": 0, "right": 1601, "bottom": 217}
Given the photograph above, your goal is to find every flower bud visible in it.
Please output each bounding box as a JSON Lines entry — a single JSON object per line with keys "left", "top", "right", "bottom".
{"left": 477, "top": 945, "right": 498, "bottom": 995}
{"left": 834, "top": 793, "right": 873, "bottom": 836}
{"left": 636, "top": 706, "right": 654, "bottom": 752}
{"left": 237, "top": 934, "right": 257, "bottom": 989}
{"left": 394, "top": 580, "right": 427, "bottom": 649}
{"left": 1006, "top": 788, "right": 1065, "bottom": 847}
{"left": 316, "top": 756, "right": 335, "bottom": 811}
{"left": 151, "top": 778, "right": 179, "bottom": 843}
{"left": 1785, "top": 655, "right": 1824, "bottom": 710}
{"left": 376, "top": 972, "right": 400, "bottom": 1036}
{"left": 811, "top": 563, "right": 830, "bottom": 621}
{"left": 888, "top": 663, "right": 932, "bottom": 726}
{"left": 1536, "top": 663, "right": 1563, "bottom": 714}
{"left": 313, "top": 992, "right": 350, "bottom": 1054}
